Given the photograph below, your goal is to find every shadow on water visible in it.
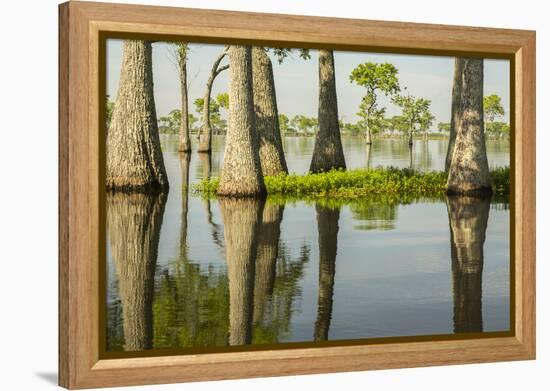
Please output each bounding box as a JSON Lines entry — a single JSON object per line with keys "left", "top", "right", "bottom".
{"left": 446, "top": 194, "right": 490, "bottom": 333}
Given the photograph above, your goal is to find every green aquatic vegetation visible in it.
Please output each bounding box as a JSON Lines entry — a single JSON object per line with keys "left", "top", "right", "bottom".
{"left": 193, "top": 166, "right": 510, "bottom": 199}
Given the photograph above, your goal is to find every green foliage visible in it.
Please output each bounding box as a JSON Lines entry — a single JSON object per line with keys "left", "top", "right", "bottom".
{"left": 279, "top": 114, "right": 291, "bottom": 135}
{"left": 392, "top": 94, "right": 434, "bottom": 135}
{"left": 486, "top": 121, "right": 510, "bottom": 138}
{"left": 438, "top": 122, "right": 451, "bottom": 132}
{"left": 194, "top": 93, "right": 229, "bottom": 134}
{"left": 483, "top": 94, "right": 505, "bottom": 123}
{"left": 289, "top": 115, "right": 318, "bottom": 135}
{"left": 270, "top": 48, "right": 311, "bottom": 64}
{"left": 195, "top": 166, "right": 510, "bottom": 199}
{"left": 349, "top": 62, "right": 400, "bottom": 138}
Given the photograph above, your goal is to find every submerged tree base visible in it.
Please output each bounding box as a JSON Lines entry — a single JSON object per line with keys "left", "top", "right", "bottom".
{"left": 194, "top": 166, "right": 510, "bottom": 199}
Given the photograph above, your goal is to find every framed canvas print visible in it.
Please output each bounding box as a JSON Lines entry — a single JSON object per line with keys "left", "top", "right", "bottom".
{"left": 58, "top": 1, "right": 536, "bottom": 389}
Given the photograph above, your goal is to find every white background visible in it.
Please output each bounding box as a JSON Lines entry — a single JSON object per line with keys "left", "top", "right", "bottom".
{"left": 0, "top": 0, "right": 546, "bottom": 389}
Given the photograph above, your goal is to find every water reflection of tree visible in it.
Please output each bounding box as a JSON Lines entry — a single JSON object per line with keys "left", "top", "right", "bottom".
{"left": 151, "top": 198, "right": 310, "bottom": 349}
{"left": 220, "top": 198, "right": 265, "bottom": 345}
{"left": 314, "top": 204, "right": 340, "bottom": 341}
{"left": 107, "top": 191, "right": 167, "bottom": 351}
{"left": 350, "top": 200, "right": 397, "bottom": 231}
{"left": 446, "top": 195, "right": 490, "bottom": 333}
{"left": 197, "top": 153, "right": 225, "bottom": 253}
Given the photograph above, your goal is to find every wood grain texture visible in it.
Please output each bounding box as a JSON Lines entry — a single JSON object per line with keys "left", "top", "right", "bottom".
{"left": 58, "top": 1, "right": 536, "bottom": 389}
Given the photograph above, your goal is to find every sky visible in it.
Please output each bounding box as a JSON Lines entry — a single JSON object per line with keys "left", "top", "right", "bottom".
{"left": 106, "top": 40, "right": 510, "bottom": 126}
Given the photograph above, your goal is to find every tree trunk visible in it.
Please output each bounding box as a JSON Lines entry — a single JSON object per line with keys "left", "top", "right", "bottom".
{"left": 106, "top": 40, "right": 168, "bottom": 192}
{"left": 179, "top": 153, "right": 190, "bottom": 257}
{"left": 446, "top": 195, "right": 489, "bottom": 333}
{"left": 218, "top": 46, "right": 266, "bottom": 197}
{"left": 409, "top": 144, "right": 413, "bottom": 169}
{"left": 313, "top": 204, "right": 340, "bottom": 341}
{"left": 252, "top": 47, "right": 288, "bottom": 176}
{"left": 177, "top": 46, "right": 191, "bottom": 152}
{"left": 408, "top": 130, "right": 413, "bottom": 146}
{"left": 365, "top": 143, "right": 372, "bottom": 169}
{"left": 198, "top": 49, "right": 229, "bottom": 153}
{"left": 310, "top": 50, "right": 346, "bottom": 173}
{"left": 447, "top": 58, "right": 492, "bottom": 196}
{"left": 220, "top": 198, "right": 265, "bottom": 345}
{"left": 253, "top": 203, "right": 284, "bottom": 326}
{"left": 108, "top": 191, "right": 167, "bottom": 351}
{"left": 365, "top": 125, "right": 372, "bottom": 145}
{"left": 445, "top": 58, "right": 464, "bottom": 172}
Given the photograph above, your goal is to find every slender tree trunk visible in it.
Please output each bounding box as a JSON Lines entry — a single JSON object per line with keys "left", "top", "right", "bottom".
{"left": 313, "top": 204, "right": 340, "bottom": 341}
{"left": 253, "top": 203, "right": 284, "bottom": 325}
{"left": 445, "top": 58, "right": 465, "bottom": 172}
{"left": 177, "top": 45, "right": 191, "bottom": 152}
{"left": 179, "top": 153, "right": 190, "bottom": 257}
{"left": 220, "top": 198, "right": 265, "bottom": 345}
{"left": 252, "top": 47, "right": 288, "bottom": 176}
{"left": 108, "top": 191, "right": 167, "bottom": 350}
{"left": 446, "top": 195, "right": 489, "bottom": 333}
{"left": 310, "top": 50, "right": 346, "bottom": 173}
{"left": 408, "top": 130, "right": 413, "bottom": 146}
{"left": 198, "top": 49, "right": 229, "bottom": 153}
{"left": 365, "top": 143, "right": 372, "bottom": 169}
{"left": 447, "top": 58, "right": 492, "bottom": 196}
{"left": 107, "top": 40, "right": 168, "bottom": 192}
{"left": 409, "top": 144, "right": 413, "bottom": 169}
{"left": 218, "top": 46, "right": 266, "bottom": 197}
{"left": 365, "top": 121, "right": 372, "bottom": 145}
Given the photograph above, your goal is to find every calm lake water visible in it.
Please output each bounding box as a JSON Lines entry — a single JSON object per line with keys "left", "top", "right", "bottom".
{"left": 106, "top": 135, "right": 510, "bottom": 353}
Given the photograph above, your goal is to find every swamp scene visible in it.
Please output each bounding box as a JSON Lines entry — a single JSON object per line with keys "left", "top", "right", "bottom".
{"left": 105, "top": 40, "right": 510, "bottom": 353}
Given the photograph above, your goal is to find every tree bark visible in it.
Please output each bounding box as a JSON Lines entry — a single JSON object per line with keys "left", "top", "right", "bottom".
{"left": 198, "top": 49, "right": 229, "bottom": 153}
{"left": 313, "top": 204, "right": 340, "bottom": 341}
{"left": 220, "top": 198, "right": 265, "bottom": 345}
{"left": 310, "top": 50, "right": 346, "bottom": 173}
{"left": 217, "top": 46, "right": 266, "bottom": 197}
{"left": 446, "top": 58, "right": 492, "bottom": 195}
{"left": 445, "top": 58, "right": 464, "bottom": 172}
{"left": 106, "top": 40, "right": 168, "bottom": 192}
{"left": 108, "top": 191, "right": 167, "bottom": 351}
{"left": 446, "top": 195, "right": 489, "bottom": 333}
{"left": 177, "top": 45, "right": 191, "bottom": 152}
{"left": 252, "top": 47, "right": 288, "bottom": 176}
{"left": 253, "top": 203, "right": 284, "bottom": 325}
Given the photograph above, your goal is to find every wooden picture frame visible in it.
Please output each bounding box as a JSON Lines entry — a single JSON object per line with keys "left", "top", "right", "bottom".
{"left": 59, "top": 1, "right": 536, "bottom": 389}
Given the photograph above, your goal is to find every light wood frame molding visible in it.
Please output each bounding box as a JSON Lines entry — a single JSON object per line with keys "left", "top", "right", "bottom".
{"left": 59, "top": 1, "right": 536, "bottom": 389}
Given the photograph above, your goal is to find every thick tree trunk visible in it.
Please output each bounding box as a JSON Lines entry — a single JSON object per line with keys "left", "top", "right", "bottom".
{"left": 446, "top": 195, "right": 489, "bottom": 333}
{"left": 108, "top": 191, "right": 167, "bottom": 350}
{"left": 218, "top": 46, "right": 266, "bottom": 197}
{"left": 198, "top": 49, "right": 229, "bottom": 153}
{"left": 447, "top": 58, "right": 492, "bottom": 195}
{"left": 220, "top": 198, "right": 265, "bottom": 345}
{"left": 445, "top": 58, "right": 464, "bottom": 172}
{"left": 177, "top": 46, "right": 191, "bottom": 152}
{"left": 310, "top": 50, "right": 346, "bottom": 173}
{"left": 313, "top": 204, "right": 340, "bottom": 341}
{"left": 106, "top": 40, "right": 168, "bottom": 192}
{"left": 252, "top": 47, "right": 288, "bottom": 176}
{"left": 253, "top": 203, "right": 284, "bottom": 325}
